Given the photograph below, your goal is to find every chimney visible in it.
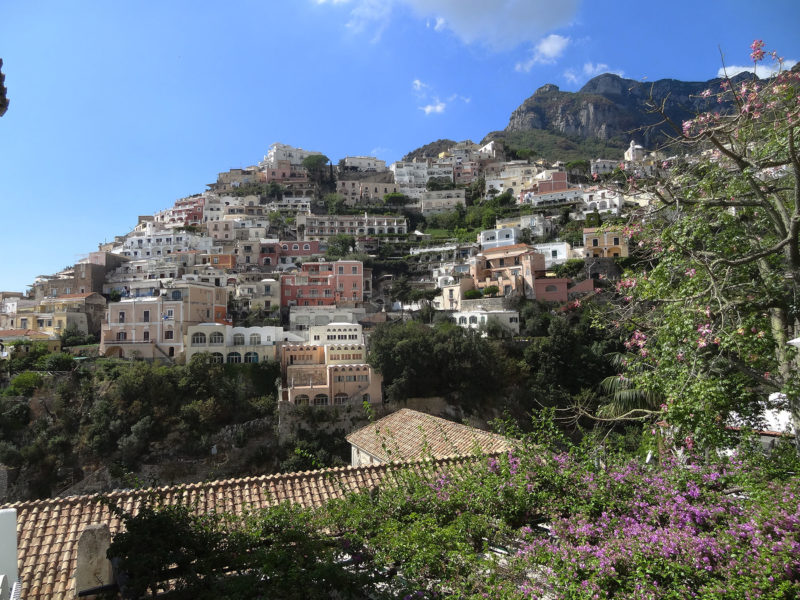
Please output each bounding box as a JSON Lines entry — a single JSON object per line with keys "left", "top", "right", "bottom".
{"left": 0, "top": 509, "right": 18, "bottom": 600}
{"left": 74, "top": 524, "right": 113, "bottom": 598}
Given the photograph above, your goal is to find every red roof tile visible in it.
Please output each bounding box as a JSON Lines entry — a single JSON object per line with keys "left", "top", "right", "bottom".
{"left": 346, "top": 408, "right": 511, "bottom": 462}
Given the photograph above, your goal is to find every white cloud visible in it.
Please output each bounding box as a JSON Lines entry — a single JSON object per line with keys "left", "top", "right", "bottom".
{"left": 412, "top": 79, "right": 428, "bottom": 92}
{"left": 717, "top": 60, "right": 798, "bottom": 79}
{"left": 564, "top": 61, "right": 624, "bottom": 85}
{"left": 420, "top": 99, "right": 446, "bottom": 115}
{"left": 515, "top": 34, "right": 570, "bottom": 72}
{"left": 315, "top": 0, "right": 579, "bottom": 50}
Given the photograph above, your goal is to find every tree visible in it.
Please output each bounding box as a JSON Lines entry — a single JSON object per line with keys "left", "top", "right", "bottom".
{"left": 323, "top": 193, "right": 346, "bottom": 214}
{"left": 383, "top": 192, "right": 412, "bottom": 207}
{"left": 302, "top": 154, "right": 333, "bottom": 199}
{"left": 483, "top": 285, "right": 500, "bottom": 298}
{"left": 601, "top": 43, "right": 800, "bottom": 450}
{"left": 425, "top": 176, "right": 454, "bottom": 191}
{"left": 325, "top": 234, "right": 356, "bottom": 259}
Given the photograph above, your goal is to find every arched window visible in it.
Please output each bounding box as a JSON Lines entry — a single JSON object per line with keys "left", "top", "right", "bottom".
{"left": 295, "top": 394, "right": 309, "bottom": 406}
{"left": 226, "top": 352, "right": 242, "bottom": 364}
{"left": 249, "top": 333, "right": 261, "bottom": 345}
{"left": 469, "top": 316, "right": 478, "bottom": 324}
{"left": 303, "top": 244, "right": 310, "bottom": 250}
{"left": 244, "top": 352, "right": 259, "bottom": 363}
{"left": 313, "top": 394, "right": 329, "bottom": 406}
{"left": 458, "top": 316, "right": 467, "bottom": 325}
{"left": 264, "top": 257, "right": 271, "bottom": 265}
{"left": 334, "top": 392, "right": 349, "bottom": 405}
{"left": 209, "top": 332, "right": 224, "bottom": 345}
{"left": 191, "top": 332, "right": 206, "bottom": 345}
{"left": 210, "top": 352, "right": 224, "bottom": 363}
{"left": 233, "top": 333, "right": 245, "bottom": 346}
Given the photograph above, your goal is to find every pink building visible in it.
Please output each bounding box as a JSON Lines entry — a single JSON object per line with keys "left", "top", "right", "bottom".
{"left": 99, "top": 282, "right": 228, "bottom": 360}
{"left": 259, "top": 240, "right": 322, "bottom": 269}
{"left": 280, "top": 343, "right": 383, "bottom": 406}
{"left": 280, "top": 260, "right": 364, "bottom": 307}
{"left": 469, "top": 244, "right": 545, "bottom": 299}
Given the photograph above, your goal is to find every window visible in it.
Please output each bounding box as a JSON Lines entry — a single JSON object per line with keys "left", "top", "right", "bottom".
{"left": 613, "top": 237, "right": 620, "bottom": 246}
{"left": 143, "top": 331, "right": 149, "bottom": 341}
{"left": 351, "top": 266, "right": 358, "bottom": 274}
{"left": 469, "top": 316, "right": 478, "bottom": 324}
{"left": 209, "top": 332, "right": 224, "bottom": 345}
{"left": 244, "top": 352, "right": 259, "bottom": 363}
{"left": 143, "top": 310, "right": 150, "bottom": 322}
{"left": 20, "top": 318, "right": 27, "bottom": 328}
{"left": 226, "top": 352, "right": 242, "bottom": 364}
{"left": 459, "top": 316, "right": 467, "bottom": 324}
{"left": 233, "top": 333, "right": 245, "bottom": 346}
{"left": 166, "top": 309, "right": 174, "bottom": 319}
{"left": 210, "top": 352, "right": 224, "bottom": 363}
{"left": 338, "top": 266, "right": 344, "bottom": 274}
{"left": 164, "top": 330, "right": 174, "bottom": 340}
{"left": 551, "top": 250, "right": 558, "bottom": 258}
{"left": 313, "top": 394, "right": 329, "bottom": 406}
{"left": 545, "top": 285, "right": 558, "bottom": 292}
{"left": 592, "top": 239, "right": 599, "bottom": 247}
{"left": 249, "top": 333, "right": 261, "bottom": 345}
{"left": 118, "top": 312, "right": 125, "bottom": 323}
{"left": 295, "top": 394, "right": 309, "bottom": 406}
{"left": 362, "top": 393, "right": 370, "bottom": 403}
{"left": 116, "top": 332, "right": 127, "bottom": 341}
{"left": 334, "top": 393, "right": 348, "bottom": 405}
{"left": 191, "top": 332, "right": 207, "bottom": 345}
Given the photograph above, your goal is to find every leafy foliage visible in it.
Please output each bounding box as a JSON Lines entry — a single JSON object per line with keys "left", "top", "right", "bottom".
{"left": 107, "top": 420, "right": 800, "bottom": 599}
{"left": 598, "top": 43, "right": 800, "bottom": 448}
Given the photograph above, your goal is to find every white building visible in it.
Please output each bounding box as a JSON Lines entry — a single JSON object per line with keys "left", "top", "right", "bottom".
{"left": 341, "top": 156, "right": 387, "bottom": 172}
{"left": 185, "top": 323, "right": 301, "bottom": 364}
{"left": 307, "top": 322, "right": 364, "bottom": 344}
{"left": 580, "top": 187, "right": 623, "bottom": 217}
{"left": 453, "top": 308, "right": 520, "bottom": 335}
{"left": 590, "top": 158, "right": 619, "bottom": 177}
{"left": 478, "top": 227, "right": 522, "bottom": 250}
{"left": 262, "top": 142, "right": 324, "bottom": 168}
{"left": 533, "top": 242, "right": 573, "bottom": 269}
{"left": 119, "top": 222, "right": 216, "bottom": 260}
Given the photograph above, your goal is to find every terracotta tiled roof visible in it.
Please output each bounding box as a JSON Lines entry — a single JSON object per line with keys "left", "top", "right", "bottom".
{"left": 3, "top": 462, "right": 407, "bottom": 600}
{"left": 346, "top": 408, "right": 511, "bottom": 463}
{"left": 481, "top": 243, "right": 532, "bottom": 255}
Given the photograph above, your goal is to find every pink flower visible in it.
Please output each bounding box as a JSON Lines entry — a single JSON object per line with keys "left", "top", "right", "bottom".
{"left": 685, "top": 268, "right": 696, "bottom": 277}
{"left": 700, "top": 88, "right": 712, "bottom": 98}
{"left": 750, "top": 39, "right": 765, "bottom": 62}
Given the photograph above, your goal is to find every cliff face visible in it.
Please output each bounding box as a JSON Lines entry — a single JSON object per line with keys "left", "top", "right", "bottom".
{"left": 503, "top": 73, "right": 749, "bottom": 148}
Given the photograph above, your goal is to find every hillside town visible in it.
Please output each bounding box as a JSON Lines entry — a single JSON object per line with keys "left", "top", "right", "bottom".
{"left": 0, "top": 140, "right": 661, "bottom": 410}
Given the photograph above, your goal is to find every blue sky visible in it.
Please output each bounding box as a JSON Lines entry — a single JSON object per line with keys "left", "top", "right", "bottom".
{"left": 1, "top": 0, "right": 798, "bottom": 293}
